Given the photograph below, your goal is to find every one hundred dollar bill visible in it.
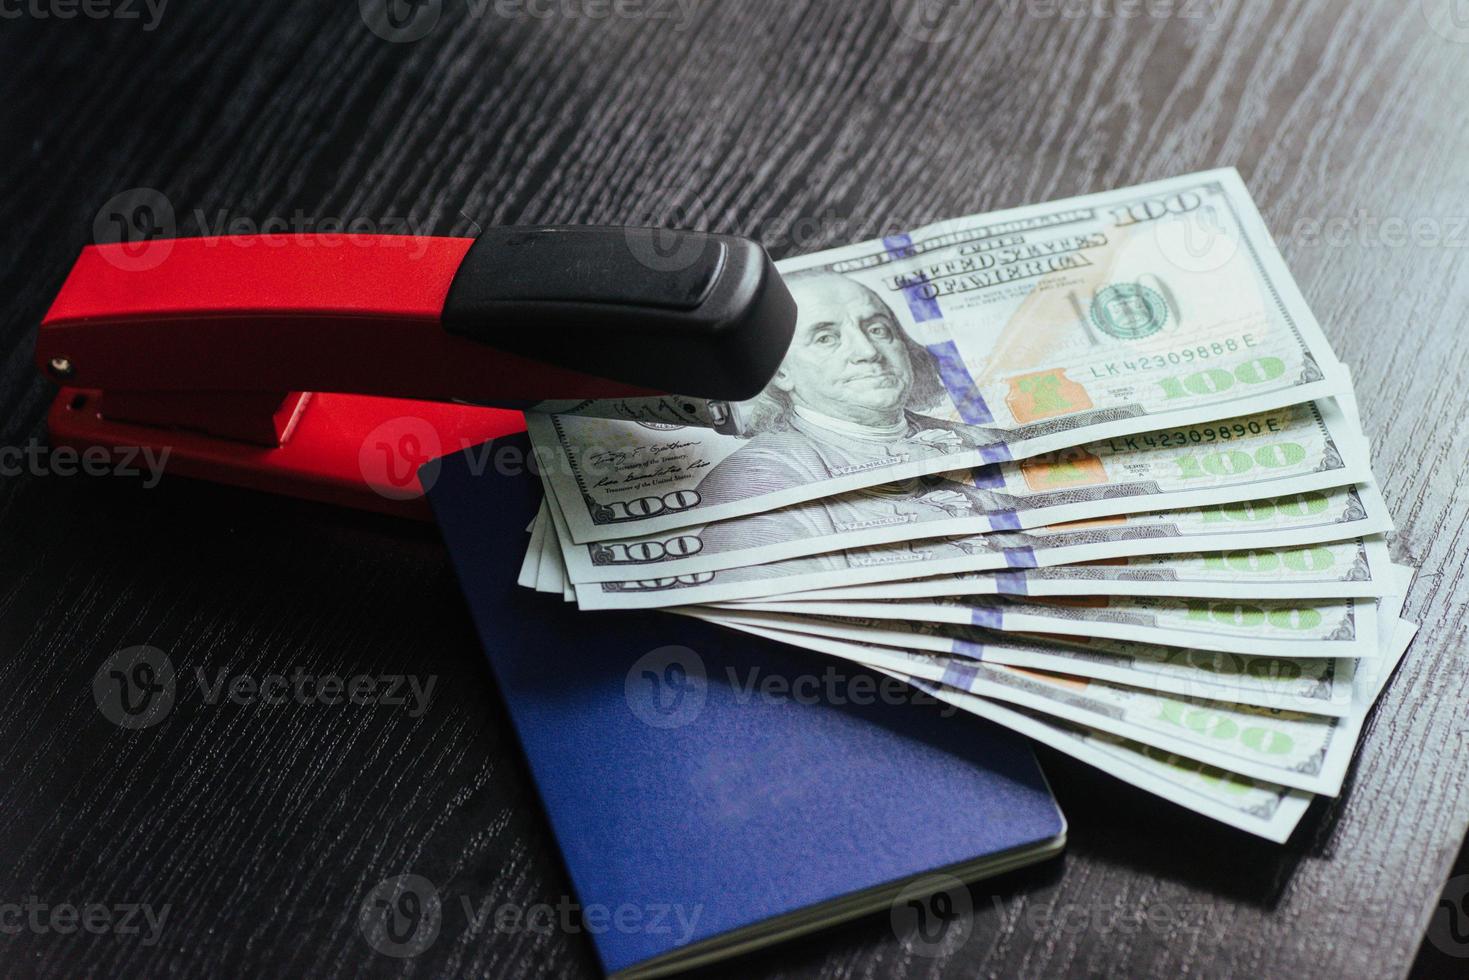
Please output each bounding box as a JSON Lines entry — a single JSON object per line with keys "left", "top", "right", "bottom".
{"left": 755, "top": 535, "right": 1392, "bottom": 603}
{"left": 549, "top": 399, "right": 1369, "bottom": 583}
{"left": 529, "top": 169, "right": 1346, "bottom": 544}
{"left": 886, "top": 612, "right": 1415, "bottom": 840}
{"left": 561, "top": 482, "right": 1392, "bottom": 609}
{"left": 680, "top": 607, "right": 1358, "bottom": 715}
{"left": 709, "top": 594, "right": 1379, "bottom": 659}
{"left": 901, "top": 589, "right": 1409, "bottom": 795}
{"left": 704, "top": 590, "right": 1403, "bottom": 794}
{"left": 915, "top": 695, "right": 1319, "bottom": 842}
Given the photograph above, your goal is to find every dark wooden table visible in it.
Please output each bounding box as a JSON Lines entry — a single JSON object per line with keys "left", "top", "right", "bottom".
{"left": 3, "top": 1, "right": 1468, "bottom": 977}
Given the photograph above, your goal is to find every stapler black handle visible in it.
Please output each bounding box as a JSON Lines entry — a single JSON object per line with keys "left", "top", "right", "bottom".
{"left": 443, "top": 227, "right": 795, "bottom": 401}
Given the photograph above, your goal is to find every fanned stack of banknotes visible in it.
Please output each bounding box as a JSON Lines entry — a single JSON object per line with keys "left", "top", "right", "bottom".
{"left": 516, "top": 169, "right": 1417, "bottom": 842}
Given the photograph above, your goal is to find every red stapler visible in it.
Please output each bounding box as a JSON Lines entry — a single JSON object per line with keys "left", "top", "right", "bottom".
{"left": 35, "top": 227, "right": 795, "bottom": 516}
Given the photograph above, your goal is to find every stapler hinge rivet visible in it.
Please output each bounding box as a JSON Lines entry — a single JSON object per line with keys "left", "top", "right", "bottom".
{"left": 48, "top": 357, "right": 75, "bottom": 379}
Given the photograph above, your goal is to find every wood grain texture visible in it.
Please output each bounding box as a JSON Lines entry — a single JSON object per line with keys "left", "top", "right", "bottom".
{"left": 1, "top": 1, "right": 1467, "bottom": 977}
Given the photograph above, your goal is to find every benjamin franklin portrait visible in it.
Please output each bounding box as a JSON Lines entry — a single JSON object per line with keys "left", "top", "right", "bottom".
{"left": 693, "top": 270, "right": 992, "bottom": 559}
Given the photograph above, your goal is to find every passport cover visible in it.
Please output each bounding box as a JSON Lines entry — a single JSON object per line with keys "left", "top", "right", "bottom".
{"left": 427, "top": 435, "right": 1065, "bottom": 978}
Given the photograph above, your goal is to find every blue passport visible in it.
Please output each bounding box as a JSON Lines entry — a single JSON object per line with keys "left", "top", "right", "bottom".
{"left": 427, "top": 435, "right": 1065, "bottom": 978}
